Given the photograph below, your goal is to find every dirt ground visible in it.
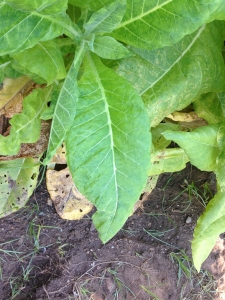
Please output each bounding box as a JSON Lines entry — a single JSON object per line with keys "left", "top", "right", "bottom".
{"left": 0, "top": 164, "right": 225, "bottom": 300}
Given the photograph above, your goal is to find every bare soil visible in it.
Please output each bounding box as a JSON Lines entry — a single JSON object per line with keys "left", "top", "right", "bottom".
{"left": 0, "top": 164, "right": 225, "bottom": 300}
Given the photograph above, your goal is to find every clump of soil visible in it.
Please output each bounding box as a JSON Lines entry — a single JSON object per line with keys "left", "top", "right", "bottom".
{"left": 0, "top": 164, "right": 225, "bottom": 300}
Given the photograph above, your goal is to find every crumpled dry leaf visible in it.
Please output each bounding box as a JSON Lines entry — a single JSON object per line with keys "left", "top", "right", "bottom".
{"left": 46, "top": 167, "right": 93, "bottom": 220}
{"left": 51, "top": 142, "right": 66, "bottom": 164}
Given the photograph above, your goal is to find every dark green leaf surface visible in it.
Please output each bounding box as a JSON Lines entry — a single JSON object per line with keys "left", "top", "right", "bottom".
{"left": 111, "top": 0, "right": 225, "bottom": 50}
{"left": 68, "top": 0, "right": 114, "bottom": 11}
{"left": 163, "top": 124, "right": 221, "bottom": 172}
{"left": 0, "top": 2, "right": 80, "bottom": 56}
{"left": 66, "top": 53, "right": 151, "bottom": 243}
{"left": 11, "top": 41, "right": 66, "bottom": 84}
{"left": 116, "top": 22, "right": 225, "bottom": 126}
{"left": 84, "top": 0, "right": 126, "bottom": 35}
{"left": 0, "top": 158, "right": 39, "bottom": 217}
{"left": 92, "top": 36, "right": 131, "bottom": 60}
{"left": 192, "top": 191, "right": 225, "bottom": 272}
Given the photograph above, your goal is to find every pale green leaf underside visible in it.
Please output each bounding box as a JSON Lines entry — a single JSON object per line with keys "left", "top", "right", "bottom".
{"left": 116, "top": 21, "right": 225, "bottom": 126}
{"left": 149, "top": 148, "right": 189, "bottom": 176}
{"left": 163, "top": 124, "right": 221, "bottom": 172}
{"left": 66, "top": 53, "right": 151, "bottom": 243}
{"left": 0, "top": 158, "right": 39, "bottom": 217}
{"left": 111, "top": 0, "right": 225, "bottom": 50}
{"left": 0, "top": 2, "right": 80, "bottom": 56}
{"left": 0, "top": 87, "right": 51, "bottom": 156}
{"left": 11, "top": 41, "right": 66, "bottom": 84}
{"left": 84, "top": 0, "right": 126, "bottom": 35}
{"left": 44, "top": 42, "right": 85, "bottom": 164}
{"left": 92, "top": 36, "right": 131, "bottom": 60}
{"left": 192, "top": 191, "right": 225, "bottom": 271}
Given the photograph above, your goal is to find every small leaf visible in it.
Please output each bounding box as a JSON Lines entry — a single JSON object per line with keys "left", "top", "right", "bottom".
{"left": 0, "top": 158, "right": 39, "bottom": 217}
{"left": 149, "top": 148, "right": 189, "bottom": 176}
{"left": 0, "top": 87, "right": 51, "bottom": 156}
{"left": 92, "top": 36, "right": 132, "bottom": 60}
{"left": 163, "top": 124, "right": 221, "bottom": 171}
{"left": 44, "top": 42, "right": 86, "bottom": 164}
{"left": 192, "top": 191, "right": 225, "bottom": 272}
{"left": 151, "top": 123, "right": 180, "bottom": 151}
{"left": 11, "top": 41, "right": 66, "bottom": 85}
{"left": 84, "top": 0, "right": 126, "bottom": 35}
{"left": 66, "top": 53, "right": 151, "bottom": 243}
{"left": 111, "top": 0, "right": 225, "bottom": 50}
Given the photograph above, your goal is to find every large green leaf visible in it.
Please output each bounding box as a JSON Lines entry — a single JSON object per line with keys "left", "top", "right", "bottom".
{"left": 116, "top": 21, "right": 225, "bottom": 126}
{"left": 149, "top": 148, "right": 189, "bottom": 176}
{"left": 11, "top": 41, "right": 66, "bottom": 85}
{"left": 111, "top": 0, "right": 225, "bottom": 50}
{"left": 0, "top": 158, "right": 39, "bottom": 217}
{"left": 43, "top": 42, "right": 86, "bottom": 164}
{"left": 0, "top": 87, "right": 51, "bottom": 156}
{"left": 192, "top": 191, "right": 225, "bottom": 272}
{"left": 66, "top": 53, "right": 151, "bottom": 243}
{"left": 193, "top": 93, "right": 225, "bottom": 124}
{"left": 84, "top": 0, "right": 126, "bottom": 35}
{"left": 0, "top": 2, "right": 81, "bottom": 56}
{"left": 163, "top": 124, "right": 221, "bottom": 172}
{"left": 92, "top": 36, "right": 132, "bottom": 60}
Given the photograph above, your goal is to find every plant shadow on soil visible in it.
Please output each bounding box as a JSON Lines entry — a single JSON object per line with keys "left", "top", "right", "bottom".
{"left": 0, "top": 164, "right": 225, "bottom": 300}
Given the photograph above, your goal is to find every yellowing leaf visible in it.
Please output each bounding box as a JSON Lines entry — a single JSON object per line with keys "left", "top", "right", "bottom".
{"left": 46, "top": 168, "right": 93, "bottom": 220}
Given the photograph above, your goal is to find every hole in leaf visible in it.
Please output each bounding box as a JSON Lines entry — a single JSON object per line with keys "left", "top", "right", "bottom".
{"left": 80, "top": 209, "right": 83, "bottom": 212}
{"left": 66, "top": 174, "right": 70, "bottom": 178}
{"left": 31, "top": 173, "right": 37, "bottom": 180}
{"left": 54, "top": 164, "right": 67, "bottom": 171}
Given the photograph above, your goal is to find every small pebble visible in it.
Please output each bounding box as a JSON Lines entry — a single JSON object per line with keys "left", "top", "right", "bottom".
{"left": 186, "top": 216, "right": 192, "bottom": 224}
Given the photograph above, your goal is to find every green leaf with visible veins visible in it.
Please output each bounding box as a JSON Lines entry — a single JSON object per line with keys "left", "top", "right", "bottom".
{"left": 111, "top": 0, "right": 225, "bottom": 50}
{"left": 84, "top": 0, "right": 126, "bottom": 35}
{"left": 66, "top": 53, "right": 151, "bottom": 243}
{"left": 116, "top": 21, "right": 225, "bottom": 126}
{"left": 43, "top": 42, "right": 86, "bottom": 164}
{"left": 163, "top": 124, "right": 221, "bottom": 172}
{"left": 11, "top": 41, "right": 66, "bottom": 85}
{"left": 0, "top": 56, "right": 21, "bottom": 82}
{"left": 92, "top": 36, "right": 132, "bottom": 60}
{"left": 0, "top": 87, "right": 51, "bottom": 156}
{"left": 192, "top": 191, "right": 225, "bottom": 272}
{"left": 0, "top": 2, "right": 81, "bottom": 56}
{"left": 0, "top": 158, "right": 39, "bottom": 217}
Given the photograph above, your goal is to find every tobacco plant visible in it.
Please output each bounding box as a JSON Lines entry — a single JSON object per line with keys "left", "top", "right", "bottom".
{"left": 1, "top": 0, "right": 225, "bottom": 270}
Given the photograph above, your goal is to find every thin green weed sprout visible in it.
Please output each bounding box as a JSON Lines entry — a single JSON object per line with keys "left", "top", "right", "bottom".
{"left": 143, "top": 228, "right": 180, "bottom": 250}
{"left": 140, "top": 285, "right": 162, "bottom": 300}
{"left": 170, "top": 250, "right": 217, "bottom": 299}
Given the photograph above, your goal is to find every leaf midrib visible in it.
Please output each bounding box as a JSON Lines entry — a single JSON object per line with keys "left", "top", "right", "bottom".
{"left": 140, "top": 25, "right": 206, "bottom": 95}
{"left": 116, "top": 0, "right": 173, "bottom": 29}
{"left": 87, "top": 53, "right": 118, "bottom": 215}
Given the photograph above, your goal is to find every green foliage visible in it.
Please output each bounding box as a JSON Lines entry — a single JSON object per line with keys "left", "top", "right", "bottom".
{"left": 1, "top": 0, "right": 225, "bottom": 270}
